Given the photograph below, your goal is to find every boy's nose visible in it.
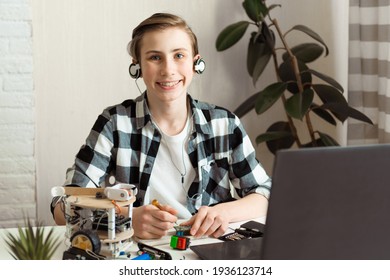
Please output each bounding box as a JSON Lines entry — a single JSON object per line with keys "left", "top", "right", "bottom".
{"left": 160, "top": 59, "right": 175, "bottom": 76}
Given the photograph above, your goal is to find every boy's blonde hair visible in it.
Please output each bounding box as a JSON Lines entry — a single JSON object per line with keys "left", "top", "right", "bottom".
{"left": 128, "top": 13, "right": 199, "bottom": 62}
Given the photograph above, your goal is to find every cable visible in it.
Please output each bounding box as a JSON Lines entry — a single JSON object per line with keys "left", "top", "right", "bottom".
{"left": 85, "top": 249, "right": 106, "bottom": 260}
{"left": 111, "top": 200, "right": 121, "bottom": 214}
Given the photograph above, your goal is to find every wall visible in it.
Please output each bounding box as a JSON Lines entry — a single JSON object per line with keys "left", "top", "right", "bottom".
{"left": 0, "top": 0, "right": 349, "bottom": 227}
{"left": 0, "top": 0, "right": 34, "bottom": 227}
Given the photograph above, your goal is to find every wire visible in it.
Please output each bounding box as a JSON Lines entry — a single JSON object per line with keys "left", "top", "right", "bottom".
{"left": 94, "top": 210, "right": 108, "bottom": 231}
{"left": 85, "top": 249, "right": 106, "bottom": 260}
{"left": 135, "top": 78, "right": 143, "bottom": 94}
{"left": 111, "top": 200, "right": 121, "bottom": 214}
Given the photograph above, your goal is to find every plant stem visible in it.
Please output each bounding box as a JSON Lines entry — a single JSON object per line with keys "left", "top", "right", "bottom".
{"left": 270, "top": 19, "right": 300, "bottom": 147}
{"left": 271, "top": 18, "right": 316, "bottom": 145}
{"left": 305, "top": 112, "right": 316, "bottom": 144}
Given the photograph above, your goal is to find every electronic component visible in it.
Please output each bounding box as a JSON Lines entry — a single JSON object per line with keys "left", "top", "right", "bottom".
{"left": 92, "top": 214, "right": 131, "bottom": 232}
{"left": 63, "top": 247, "right": 106, "bottom": 260}
{"left": 170, "top": 235, "right": 191, "bottom": 250}
{"left": 137, "top": 242, "right": 172, "bottom": 260}
{"left": 131, "top": 253, "right": 151, "bottom": 260}
{"left": 236, "top": 220, "right": 265, "bottom": 238}
{"left": 174, "top": 225, "right": 191, "bottom": 236}
{"left": 219, "top": 231, "right": 248, "bottom": 241}
{"left": 219, "top": 220, "right": 265, "bottom": 241}
{"left": 103, "top": 183, "right": 136, "bottom": 201}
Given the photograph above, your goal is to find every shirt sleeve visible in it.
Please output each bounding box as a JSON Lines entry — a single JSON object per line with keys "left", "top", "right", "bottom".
{"left": 65, "top": 108, "right": 115, "bottom": 187}
{"left": 229, "top": 115, "right": 272, "bottom": 199}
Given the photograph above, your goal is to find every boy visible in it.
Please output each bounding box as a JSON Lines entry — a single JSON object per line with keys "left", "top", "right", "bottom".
{"left": 52, "top": 13, "right": 271, "bottom": 239}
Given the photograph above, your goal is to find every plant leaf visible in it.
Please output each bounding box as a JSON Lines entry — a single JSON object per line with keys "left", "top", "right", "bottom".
{"left": 313, "top": 84, "right": 349, "bottom": 122}
{"left": 233, "top": 92, "right": 258, "bottom": 117}
{"left": 247, "top": 32, "right": 268, "bottom": 77}
{"left": 312, "top": 84, "right": 347, "bottom": 105}
{"left": 255, "top": 82, "right": 287, "bottom": 115}
{"left": 263, "top": 121, "right": 296, "bottom": 154}
{"left": 347, "top": 106, "right": 374, "bottom": 124}
{"left": 251, "top": 23, "right": 275, "bottom": 84}
{"left": 256, "top": 130, "right": 292, "bottom": 144}
{"left": 252, "top": 49, "right": 273, "bottom": 85}
{"left": 301, "top": 137, "right": 336, "bottom": 147}
{"left": 290, "top": 25, "right": 329, "bottom": 56}
{"left": 285, "top": 88, "right": 314, "bottom": 120}
{"left": 242, "top": 0, "right": 268, "bottom": 22}
{"left": 267, "top": 4, "right": 282, "bottom": 12}
{"left": 307, "top": 69, "right": 344, "bottom": 93}
{"left": 321, "top": 102, "right": 349, "bottom": 122}
{"left": 282, "top": 43, "right": 324, "bottom": 63}
{"left": 4, "top": 217, "right": 61, "bottom": 260}
{"left": 216, "top": 21, "right": 250, "bottom": 51}
{"left": 317, "top": 131, "right": 340, "bottom": 146}
{"left": 279, "top": 58, "right": 312, "bottom": 94}
{"left": 262, "top": 21, "right": 276, "bottom": 50}
{"left": 311, "top": 105, "right": 337, "bottom": 125}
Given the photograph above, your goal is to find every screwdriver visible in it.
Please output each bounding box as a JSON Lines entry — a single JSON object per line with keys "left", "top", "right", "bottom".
{"left": 151, "top": 199, "right": 178, "bottom": 225}
{"left": 151, "top": 199, "right": 164, "bottom": 210}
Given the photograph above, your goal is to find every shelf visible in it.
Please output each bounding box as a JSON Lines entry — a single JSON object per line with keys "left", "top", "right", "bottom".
{"left": 98, "top": 228, "right": 134, "bottom": 244}
{"left": 67, "top": 195, "right": 136, "bottom": 209}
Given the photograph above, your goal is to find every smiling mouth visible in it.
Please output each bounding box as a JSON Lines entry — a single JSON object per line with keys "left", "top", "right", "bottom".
{"left": 158, "top": 81, "right": 180, "bottom": 87}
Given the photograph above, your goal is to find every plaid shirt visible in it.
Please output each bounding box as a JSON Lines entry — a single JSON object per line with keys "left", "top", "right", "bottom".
{"left": 64, "top": 92, "right": 271, "bottom": 213}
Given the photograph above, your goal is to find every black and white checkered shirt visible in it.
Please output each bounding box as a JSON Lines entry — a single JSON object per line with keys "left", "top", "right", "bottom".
{"left": 62, "top": 92, "right": 271, "bottom": 214}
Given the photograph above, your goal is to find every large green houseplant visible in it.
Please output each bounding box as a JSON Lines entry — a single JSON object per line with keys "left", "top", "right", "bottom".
{"left": 216, "top": 0, "right": 373, "bottom": 154}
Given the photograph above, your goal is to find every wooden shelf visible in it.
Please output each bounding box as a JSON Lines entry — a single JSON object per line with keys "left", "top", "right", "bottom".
{"left": 98, "top": 228, "right": 134, "bottom": 243}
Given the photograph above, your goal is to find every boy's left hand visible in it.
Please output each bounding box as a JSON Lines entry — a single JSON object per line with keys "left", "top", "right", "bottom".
{"left": 180, "top": 205, "right": 228, "bottom": 238}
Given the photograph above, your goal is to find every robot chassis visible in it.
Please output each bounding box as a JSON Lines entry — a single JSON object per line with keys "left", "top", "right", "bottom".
{"left": 51, "top": 184, "right": 136, "bottom": 260}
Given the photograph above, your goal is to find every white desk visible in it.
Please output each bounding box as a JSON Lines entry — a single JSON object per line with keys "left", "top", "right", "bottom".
{"left": 0, "top": 216, "right": 266, "bottom": 260}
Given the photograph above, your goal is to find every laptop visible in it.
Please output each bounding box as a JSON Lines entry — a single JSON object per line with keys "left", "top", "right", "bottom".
{"left": 190, "top": 237, "right": 263, "bottom": 260}
{"left": 261, "top": 144, "right": 390, "bottom": 260}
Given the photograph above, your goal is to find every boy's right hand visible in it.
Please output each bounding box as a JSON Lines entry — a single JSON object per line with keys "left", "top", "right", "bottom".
{"left": 132, "top": 204, "right": 178, "bottom": 239}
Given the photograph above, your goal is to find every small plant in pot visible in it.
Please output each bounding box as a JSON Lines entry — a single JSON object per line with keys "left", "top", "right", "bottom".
{"left": 216, "top": 0, "right": 373, "bottom": 154}
{"left": 4, "top": 217, "right": 61, "bottom": 260}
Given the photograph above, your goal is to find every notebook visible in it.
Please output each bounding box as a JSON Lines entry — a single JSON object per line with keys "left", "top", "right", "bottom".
{"left": 261, "top": 144, "right": 390, "bottom": 260}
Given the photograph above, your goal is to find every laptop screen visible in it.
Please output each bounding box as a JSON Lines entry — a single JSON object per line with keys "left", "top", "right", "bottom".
{"left": 261, "top": 144, "right": 390, "bottom": 260}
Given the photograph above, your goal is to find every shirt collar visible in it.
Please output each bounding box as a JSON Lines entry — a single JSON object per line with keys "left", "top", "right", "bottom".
{"left": 135, "top": 91, "right": 212, "bottom": 135}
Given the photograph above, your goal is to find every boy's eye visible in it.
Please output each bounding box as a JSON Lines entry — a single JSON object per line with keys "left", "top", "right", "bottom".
{"left": 150, "top": 55, "right": 160, "bottom": 60}
{"left": 175, "top": 53, "right": 184, "bottom": 59}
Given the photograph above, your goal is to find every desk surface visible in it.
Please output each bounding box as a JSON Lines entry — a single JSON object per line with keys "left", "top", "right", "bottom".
{"left": 0, "top": 216, "right": 266, "bottom": 260}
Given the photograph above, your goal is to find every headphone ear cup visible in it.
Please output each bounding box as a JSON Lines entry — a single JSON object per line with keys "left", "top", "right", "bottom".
{"left": 194, "top": 58, "right": 206, "bottom": 74}
{"left": 129, "top": 63, "right": 141, "bottom": 79}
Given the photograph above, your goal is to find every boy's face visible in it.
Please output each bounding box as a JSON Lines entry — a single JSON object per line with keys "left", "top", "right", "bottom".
{"left": 138, "top": 27, "right": 197, "bottom": 103}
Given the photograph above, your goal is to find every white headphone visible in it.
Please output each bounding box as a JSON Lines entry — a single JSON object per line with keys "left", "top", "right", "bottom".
{"left": 194, "top": 58, "right": 206, "bottom": 74}
{"left": 129, "top": 63, "right": 141, "bottom": 79}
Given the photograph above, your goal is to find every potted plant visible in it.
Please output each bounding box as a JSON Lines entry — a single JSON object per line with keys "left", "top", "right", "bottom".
{"left": 4, "top": 217, "right": 61, "bottom": 260}
{"left": 216, "top": 0, "right": 373, "bottom": 154}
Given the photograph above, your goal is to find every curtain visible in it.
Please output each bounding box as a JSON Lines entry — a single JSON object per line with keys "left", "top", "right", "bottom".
{"left": 348, "top": 0, "right": 390, "bottom": 144}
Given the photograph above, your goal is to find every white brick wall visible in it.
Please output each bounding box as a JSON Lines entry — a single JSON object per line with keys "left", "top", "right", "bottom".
{"left": 0, "top": 0, "right": 35, "bottom": 228}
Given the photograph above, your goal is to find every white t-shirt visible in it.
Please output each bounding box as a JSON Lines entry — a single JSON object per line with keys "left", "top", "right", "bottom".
{"left": 144, "top": 117, "right": 196, "bottom": 219}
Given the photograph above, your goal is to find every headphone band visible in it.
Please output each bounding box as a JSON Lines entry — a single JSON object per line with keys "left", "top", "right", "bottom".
{"left": 129, "top": 58, "right": 206, "bottom": 79}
